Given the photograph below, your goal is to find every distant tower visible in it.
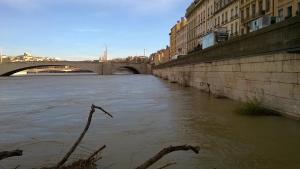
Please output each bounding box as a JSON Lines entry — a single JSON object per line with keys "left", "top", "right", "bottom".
{"left": 99, "top": 45, "right": 108, "bottom": 62}
{"left": 104, "top": 45, "right": 108, "bottom": 61}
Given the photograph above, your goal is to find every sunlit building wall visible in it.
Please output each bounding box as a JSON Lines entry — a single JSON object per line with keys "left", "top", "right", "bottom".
{"left": 175, "top": 17, "right": 188, "bottom": 56}
{"left": 186, "top": 0, "right": 214, "bottom": 53}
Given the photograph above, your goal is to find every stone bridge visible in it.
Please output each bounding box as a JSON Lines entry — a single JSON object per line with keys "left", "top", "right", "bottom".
{"left": 0, "top": 61, "right": 151, "bottom": 76}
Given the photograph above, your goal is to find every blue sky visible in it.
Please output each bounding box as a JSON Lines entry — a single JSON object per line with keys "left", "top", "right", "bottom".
{"left": 0, "top": 0, "right": 191, "bottom": 60}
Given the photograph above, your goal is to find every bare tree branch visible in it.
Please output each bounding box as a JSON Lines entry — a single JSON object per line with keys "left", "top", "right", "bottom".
{"left": 87, "top": 145, "right": 106, "bottom": 162}
{"left": 156, "top": 162, "right": 176, "bottom": 169}
{"left": 13, "top": 165, "right": 21, "bottom": 169}
{"left": 93, "top": 105, "right": 113, "bottom": 118}
{"left": 135, "top": 145, "right": 200, "bottom": 169}
{"left": 55, "top": 105, "right": 112, "bottom": 169}
{"left": 0, "top": 150, "right": 22, "bottom": 161}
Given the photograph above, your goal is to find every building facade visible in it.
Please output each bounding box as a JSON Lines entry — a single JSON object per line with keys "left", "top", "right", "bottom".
{"left": 170, "top": 24, "right": 178, "bottom": 57}
{"left": 186, "top": 0, "right": 215, "bottom": 53}
{"left": 214, "top": 0, "right": 240, "bottom": 37}
{"left": 152, "top": 46, "right": 171, "bottom": 66}
{"left": 240, "top": 0, "right": 273, "bottom": 34}
{"left": 175, "top": 18, "right": 188, "bottom": 56}
{"left": 240, "top": 0, "right": 299, "bottom": 34}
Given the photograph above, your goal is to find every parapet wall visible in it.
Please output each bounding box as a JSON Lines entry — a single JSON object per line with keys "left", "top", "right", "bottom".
{"left": 153, "top": 52, "right": 300, "bottom": 119}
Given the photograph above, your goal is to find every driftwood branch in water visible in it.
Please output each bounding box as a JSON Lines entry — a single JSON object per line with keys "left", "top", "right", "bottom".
{"left": 55, "top": 104, "right": 112, "bottom": 169}
{"left": 0, "top": 150, "right": 23, "bottom": 160}
{"left": 156, "top": 162, "right": 176, "bottom": 169}
{"left": 93, "top": 105, "right": 113, "bottom": 118}
{"left": 87, "top": 145, "right": 106, "bottom": 162}
{"left": 135, "top": 145, "right": 200, "bottom": 169}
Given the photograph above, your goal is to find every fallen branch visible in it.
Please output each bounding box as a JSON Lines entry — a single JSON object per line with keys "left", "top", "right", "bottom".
{"left": 86, "top": 145, "right": 106, "bottom": 162}
{"left": 93, "top": 105, "right": 113, "bottom": 118}
{"left": 156, "top": 162, "right": 176, "bottom": 169}
{"left": 55, "top": 105, "right": 112, "bottom": 169}
{"left": 0, "top": 150, "right": 23, "bottom": 161}
{"left": 135, "top": 145, "right": 200, "bottom": 169}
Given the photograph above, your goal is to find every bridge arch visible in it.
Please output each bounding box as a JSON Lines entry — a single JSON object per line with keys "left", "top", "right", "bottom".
{"left": 1, "top": 65, "right": 96, "bottom": 76}
{"left": 0, "top": 62, "right": 100, "bottom": 76}
{"left": 112, "top": 66, "right": 141, "bottom": 74}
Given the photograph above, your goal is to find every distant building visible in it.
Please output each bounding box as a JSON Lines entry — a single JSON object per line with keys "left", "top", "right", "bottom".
{"left": 99, "top": 46, "right": 108, "bottom": 62}
{"left": 111, "top": 56, "right": 148, "bottom": 63}
{"left": 170, "top": 24, "right": 178, "bottom": 57}
{"left": 152, "top": 46, "right": 171, "bottom": 66}
{"left": 176, "top": 17, "right": 188, "bottom": 56}
{"left": 0, "top": 55, "right": 11, "bottom": 63}
{"left": 170, "top": 17, "right": 188, "bottom": 57}
{"left": 3, "top": 53, "right": 57, "bottom": 62}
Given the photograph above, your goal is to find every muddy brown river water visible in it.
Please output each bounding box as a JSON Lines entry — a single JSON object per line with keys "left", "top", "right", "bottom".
{"left": 0, "top": 75, "right": 300, "bottom": 169}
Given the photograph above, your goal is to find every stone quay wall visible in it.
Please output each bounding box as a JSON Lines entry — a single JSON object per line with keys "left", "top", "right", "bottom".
{"left": 153, "top": 16, "right": 300, "bottom": 119}
{"left": 153, "top": 52, "right": 300, "bottom": 119}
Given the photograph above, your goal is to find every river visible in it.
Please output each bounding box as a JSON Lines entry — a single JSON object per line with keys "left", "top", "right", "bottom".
{"left": 0, "top": 75, "right": 300, "bottom": 169}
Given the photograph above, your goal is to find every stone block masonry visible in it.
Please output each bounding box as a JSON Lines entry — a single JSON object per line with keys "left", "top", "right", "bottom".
{"left": 153, "top": 53, "right": 300, "bottom": 119}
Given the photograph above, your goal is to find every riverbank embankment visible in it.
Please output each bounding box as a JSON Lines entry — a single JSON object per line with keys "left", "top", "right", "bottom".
{"left": 153, "top": 17, "right": 300, "bottom": 119}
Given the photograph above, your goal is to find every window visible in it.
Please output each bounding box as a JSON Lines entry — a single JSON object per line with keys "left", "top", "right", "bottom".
{"left": 208, "top": 8, "right": 210, "bottom": 17}
{"left": 266, "top": 0, "right": 270, "bottom": 12}
{"left": 259, "top": 1, "right": 263, "bottom": 14}
{"left": 246, "top": 7, "right": 250, "bottom": 18}
{"left": 287, "top": 6, "right": 292, "bottom": 18}
{"left": 231, "top": 24, "right": 233, "bottom": 35}
{"left": 222, "top": 13, "right": 224, "bottom": 23}
{"left": 252, "top": 4, "right": 256, "bottom": 17}
{"left": 225, "top": 12, "right": 228, "bottom": 22}
{"left": 278, "top": 8, "right": 284, "bottom": 21}
{"left": 231, "top": 8, "right": 234, "bottom": 18}
{"left": 235, "top": 22, "right": 238, "bottom": 34}
{"left": 241, "top": 9, "right": 244, "bottom": 19}
{"left": 236, "top": 6, "right": 238, "bottom": 16}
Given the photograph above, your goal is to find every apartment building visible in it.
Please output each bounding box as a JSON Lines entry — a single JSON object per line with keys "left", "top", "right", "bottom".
{"left": 152, "top": 47, "right": 171, "bottom": 66}
{"left": 170, "top": 24, "right": 178, "bottom": 57}
{"left": 214, "top": 0, "right": 240, "bottom": 37}
{"left": 175, "top": 18, "right": 188, "bottom": 56}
